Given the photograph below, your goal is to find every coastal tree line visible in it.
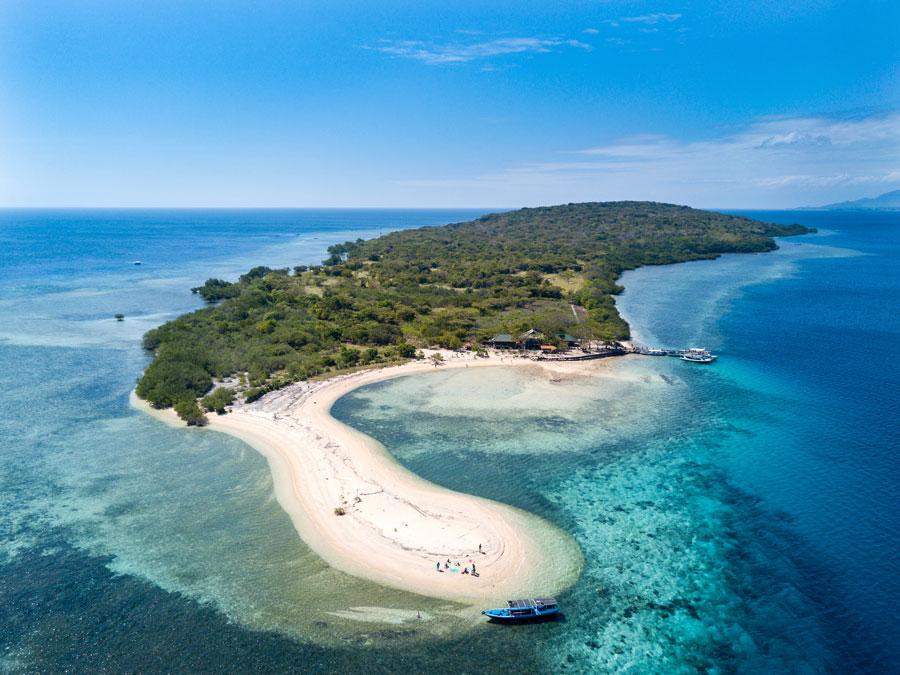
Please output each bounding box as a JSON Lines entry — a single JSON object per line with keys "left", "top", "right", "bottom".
{"left": 135, "top": 201, "right": 812, "bottom": 423}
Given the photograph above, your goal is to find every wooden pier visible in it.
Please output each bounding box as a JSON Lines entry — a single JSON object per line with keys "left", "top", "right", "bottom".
{"left": 532, "top": 347, "right": 626, "bottom": 362}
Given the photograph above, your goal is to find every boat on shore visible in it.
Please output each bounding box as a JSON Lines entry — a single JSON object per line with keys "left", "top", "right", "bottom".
{"left": 482, "top": 597, "right": 560, "bottom": 622}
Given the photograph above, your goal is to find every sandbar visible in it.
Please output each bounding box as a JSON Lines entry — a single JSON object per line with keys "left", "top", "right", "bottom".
{"left": 132, "top": 351, "right": 629, "bottom": 606}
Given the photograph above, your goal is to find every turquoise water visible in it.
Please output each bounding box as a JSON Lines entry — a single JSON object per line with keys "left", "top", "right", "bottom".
{"left": 1, "top": 209, "right": 897, "bottom": 672}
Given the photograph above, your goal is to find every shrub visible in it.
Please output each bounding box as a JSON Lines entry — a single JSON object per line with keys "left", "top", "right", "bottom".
{"left": 244, "top": 387, "right": 266, "bottom": 403}
{"left": 200, "top": 387, "right": 235, "bottom": 413}
{"left": 174, "top": 399, "right": 207, "bottom": 426}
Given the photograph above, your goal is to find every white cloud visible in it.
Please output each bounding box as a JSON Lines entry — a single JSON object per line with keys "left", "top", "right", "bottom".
{"left": 755, "top": 131, "right": 831, "bottom": 149}
{"left": 367, "top": 36, "right": 591, "bottom": 65}
{"left": 394, "top": 112, "right": 900, "bottom": 208}
{"left": 600, "top": 12, "right": 687, "bottom": 50}
{"left": 576, "top": 112, "right": 897, "bottom": 164}
{"left": 620, "top": 13, "right": 682, "bottom": 24}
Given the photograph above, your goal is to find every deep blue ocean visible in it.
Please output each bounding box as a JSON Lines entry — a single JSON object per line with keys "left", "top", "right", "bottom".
{"left": 0, "top": 208, "right": 897, "bottom": 673}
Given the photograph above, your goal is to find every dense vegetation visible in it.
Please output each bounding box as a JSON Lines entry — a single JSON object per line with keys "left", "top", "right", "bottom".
{"left": 135, "top": 202, "right": 812, "bottom": 423}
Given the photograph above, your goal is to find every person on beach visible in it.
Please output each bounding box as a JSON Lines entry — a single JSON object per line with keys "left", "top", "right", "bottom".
{"left": 478, "top": 543, "right": 482, "bottom": 553}
{"left": 472, "top": 563, "right": 476, "bottom": 574}
{"left": 462, "top": 567, "right": 469, "bottom": 575}
{"left": 436, "top": 562, "right": 440, "bottom": 572}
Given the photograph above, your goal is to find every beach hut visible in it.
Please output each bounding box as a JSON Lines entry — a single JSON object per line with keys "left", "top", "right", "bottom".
{"left": 558, "top": 333, "right": 580, "bottom": 348}
{"left": 490, "top": 333, "right": 515, "bottom": 349}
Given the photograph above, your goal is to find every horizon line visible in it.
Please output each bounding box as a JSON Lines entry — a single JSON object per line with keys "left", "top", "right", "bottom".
{"left": 0, "top": 203, "right": 820, "bottom": 211}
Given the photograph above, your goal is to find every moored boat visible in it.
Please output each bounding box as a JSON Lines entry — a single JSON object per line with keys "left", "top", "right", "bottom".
{"left": 681, "top": 347, "right": 717, "bottom": 363}
{"left": 482, "top": 597, "right": 560, "bottom": 622}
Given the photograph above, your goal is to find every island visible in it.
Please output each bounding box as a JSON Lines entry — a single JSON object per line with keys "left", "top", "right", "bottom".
{"left": 133, "top": 201, "right": 813, "bottom": 604}
{"left": 803, "top": 188, "right": 900, "bottom": 211}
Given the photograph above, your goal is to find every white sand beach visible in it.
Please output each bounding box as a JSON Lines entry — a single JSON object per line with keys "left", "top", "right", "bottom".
{"left": 132, "top": 352, "right": 632, "bottom": 606}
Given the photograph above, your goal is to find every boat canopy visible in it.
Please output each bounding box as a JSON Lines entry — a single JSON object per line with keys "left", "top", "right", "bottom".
{"left": 507, "top": 599, "right": 535, "bottom": 609}
{"left": 534, "top": 597, "right": 558, "bottom": 606}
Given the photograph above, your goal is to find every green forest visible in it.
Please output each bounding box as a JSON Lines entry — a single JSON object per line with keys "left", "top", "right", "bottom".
{"left": 135, "top": 202, "right": 813, "bottom": 423}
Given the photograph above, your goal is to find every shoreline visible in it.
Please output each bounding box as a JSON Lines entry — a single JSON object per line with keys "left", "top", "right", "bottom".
{"left": 130, "top": 351, "right": 633, "bottom": 606}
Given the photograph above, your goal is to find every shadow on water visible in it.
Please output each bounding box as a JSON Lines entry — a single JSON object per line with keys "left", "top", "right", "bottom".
{"left": 482, "top": 613, "right": 568, "bottom": 626}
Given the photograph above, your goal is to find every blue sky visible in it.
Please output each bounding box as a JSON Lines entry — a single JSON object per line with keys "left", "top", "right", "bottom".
{"left": 1, "top": 0, "right": 897, "bottom": 208}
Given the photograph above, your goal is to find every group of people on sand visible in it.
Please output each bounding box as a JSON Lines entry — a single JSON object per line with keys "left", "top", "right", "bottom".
{"left": 434, "top": 543, "right": 484, "bottom": 577}
{"left": 436, "top": 559, "right": 478, "bottom": 577}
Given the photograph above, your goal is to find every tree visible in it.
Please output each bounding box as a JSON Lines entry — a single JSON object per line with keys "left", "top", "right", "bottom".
{"left": 429, "top": 353, "right": 444, "bottom": 367}
{"left": 191, "top": 278, "right": 240, "bottom": 302}
{"left": 360, "top": 348, "right": 380, "bottom": 365}
{"left": 239, "top": 266, "right": 275, "bottom": 282}
{"left": 339, "top": 347, "right": 361, "bottom": 366}
{"left": 597, "top": 330, "right": 617, "bottom": 345}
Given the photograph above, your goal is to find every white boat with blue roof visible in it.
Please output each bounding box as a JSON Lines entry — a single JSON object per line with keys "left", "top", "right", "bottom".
{"left": 482, "top": 597, "right": 560, "bottom": 622}
{"left": 681, "top": 347, "right": 717, "bottom": 363}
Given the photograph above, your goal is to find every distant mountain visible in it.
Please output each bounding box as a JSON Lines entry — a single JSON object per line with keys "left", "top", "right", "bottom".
{"left": 804, "top": 189, "right": 900, "bottom": 210}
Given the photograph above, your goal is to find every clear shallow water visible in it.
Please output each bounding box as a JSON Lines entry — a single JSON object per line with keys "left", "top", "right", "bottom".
{"left": 0, "top": 209, "right": 486, "bottom": 348}
{"left": 1, "top": 209, "right": 897, "bottom": 673}
{"left": 334, "top": 211, "right": 900, "bottom": 673}
{"left": 0, "top": 208, "right": 504, "bottom": 670}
